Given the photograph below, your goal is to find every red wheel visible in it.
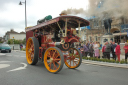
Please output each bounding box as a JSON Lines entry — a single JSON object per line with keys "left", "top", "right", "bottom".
{"left": 44, "top": 47, "right": 64, "bottom": 73}
{"left": 64, "top": 48, "right": 82, "bottom": 68}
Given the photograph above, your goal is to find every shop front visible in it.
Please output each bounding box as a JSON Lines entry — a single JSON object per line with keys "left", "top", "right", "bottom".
{"left": 113, "top": 32, "right": 128, "bottom": 43}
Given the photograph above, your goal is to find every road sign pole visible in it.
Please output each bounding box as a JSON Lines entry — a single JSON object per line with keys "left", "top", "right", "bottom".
{"left": 13, "top": 37, "right": 14, "bottom": 50}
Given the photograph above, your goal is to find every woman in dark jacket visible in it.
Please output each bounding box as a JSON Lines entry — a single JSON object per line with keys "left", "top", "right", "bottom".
{"left": 83, "top": 43, "right": 89, "bottom": 57}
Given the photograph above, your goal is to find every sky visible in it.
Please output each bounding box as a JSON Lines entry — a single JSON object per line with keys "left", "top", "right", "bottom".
{"left": 0, "top": 0, "right": 89, "bottom": 37}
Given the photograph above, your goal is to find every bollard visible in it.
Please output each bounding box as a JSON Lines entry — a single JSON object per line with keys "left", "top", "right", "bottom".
{"left": 13, "top": 46, "right": 14, "bottom": 50}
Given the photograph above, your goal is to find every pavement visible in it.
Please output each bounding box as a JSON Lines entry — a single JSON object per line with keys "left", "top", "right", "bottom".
{"left": 12, "top": 50, "right": 128, "bottom": 69}
{"left": 13, "top": 50, "right": 26, "bottom": 53}
{"left": 82, "top": 59, "right": 128, "bottom": 69}
{"left": 82, "top": 54, "right": 128, "bottom": 69}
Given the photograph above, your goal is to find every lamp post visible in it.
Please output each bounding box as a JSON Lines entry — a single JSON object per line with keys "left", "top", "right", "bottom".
{"left": 19, "top": 0, "right": 27, "bottom": 28}
{"left": 13, "top": 37, "right": 14, "bottom": 50}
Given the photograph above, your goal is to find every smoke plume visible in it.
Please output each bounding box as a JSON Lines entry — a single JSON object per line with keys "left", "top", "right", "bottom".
{"left": 88, "top": 0, "right": 128, "bottom": 19}
{"left": 61, "top": 8, "right": 86, "bottom": 17}
{"left": 61, "top": 0, "right": 128, "bottom": 19}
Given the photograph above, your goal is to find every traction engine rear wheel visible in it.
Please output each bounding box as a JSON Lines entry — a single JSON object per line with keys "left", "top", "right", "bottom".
{"left": 26, "top": 37, "right": 39, "bottom": 65}
{"left": 64, "top": 48, "right": 82, "bottom": 69}
{"left": 44, "top": 47, "right": 64, "bottom": 73}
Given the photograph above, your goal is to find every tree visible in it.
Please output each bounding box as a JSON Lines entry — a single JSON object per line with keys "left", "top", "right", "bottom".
{"left": 8, "top": 39, "right": 13, "bottom": 44}
{"left": 7, "top": 39, "right": 25, "bottom": 44}
{"left": 22, "top": 38, "right": 26, "bottom": 44}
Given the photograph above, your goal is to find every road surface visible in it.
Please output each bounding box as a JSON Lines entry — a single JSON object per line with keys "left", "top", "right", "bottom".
{"left": 0, "top": 51, "right": 128, "bottom": 85}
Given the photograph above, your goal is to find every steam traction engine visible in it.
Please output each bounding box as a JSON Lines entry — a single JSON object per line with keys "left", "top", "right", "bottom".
{"left": 25, "top": 15, "right": 89, "bottom": 73}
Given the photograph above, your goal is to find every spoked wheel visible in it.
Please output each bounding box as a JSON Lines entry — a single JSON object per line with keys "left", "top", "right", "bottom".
{"left": 64, "top": 48, "right": 82, "bottom": 69}
{"left": 26, "top": 37, "right": 39, "bottom": 65}
{"left": 44, "top": 47, "right": 64, "bottom": 73}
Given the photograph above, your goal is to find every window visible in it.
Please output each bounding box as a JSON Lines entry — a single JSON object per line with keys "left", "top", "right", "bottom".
{"left": 114, "top": 36, "right": 121, "bottom": 43}
{"left": 93, "top": 20, "right": 99, "bottom": 27}
{"left": 94, "top": 20, "right": 97, "bottom": 27}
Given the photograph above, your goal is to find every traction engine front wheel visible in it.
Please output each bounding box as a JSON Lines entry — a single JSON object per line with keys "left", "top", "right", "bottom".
{"left": 26, "top": 37, "right": 39, "bottom": 65}
{"left": 44, "top": 47, "right": 64, "bottom": 73}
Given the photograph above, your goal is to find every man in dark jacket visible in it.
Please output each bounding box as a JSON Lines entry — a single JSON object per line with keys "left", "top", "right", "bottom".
{"left": 111, "top": 42, "right": 117, "bottom": 60}
{"left": 105, "top": 42, "right": 111, "bottom": 60}
{"left": 89, "top": 42, "right": 94, "bottom": 57}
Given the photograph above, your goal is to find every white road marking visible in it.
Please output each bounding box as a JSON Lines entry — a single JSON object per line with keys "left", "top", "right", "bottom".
{"left": 85, "top": 64, "right": 91, "bottom": 65}
{"left": 0, "top": 61, "right": 12, "bottom": 63}
{"left": 0, "top": 53, "right": 6, "bottom": 55}
{"left": 7, "top": 63, "right": 27, "bottom": 72}
{"left": 6, "top": 55, "right": 25, "bottom": 58}
{"left": 0, "top": 64, "right": 10, "bottom": 69}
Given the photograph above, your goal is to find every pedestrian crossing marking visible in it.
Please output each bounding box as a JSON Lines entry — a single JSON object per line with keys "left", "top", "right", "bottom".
{"left": 0, "top": 53, "right": 6, "bottom": 55}
{"left": 0, "top": 64, "right": 10, "bottom": 69}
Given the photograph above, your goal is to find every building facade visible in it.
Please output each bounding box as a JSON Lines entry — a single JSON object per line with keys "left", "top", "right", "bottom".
{"left": 85, "top": 0, "right": 128, "bottom": 44}
{"left": 85, "top": 17, "right": 128, "bottom": 44}
{"left": 85, "top": 18, "right": 105, "bottom": 43}
{"left": 3, "top": 29, "right": 26, "bottom": 43}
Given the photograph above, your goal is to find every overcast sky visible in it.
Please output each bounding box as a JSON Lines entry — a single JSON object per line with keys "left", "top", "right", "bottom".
{"left": 0, "top": 0, "right": 89, "bottom": 37}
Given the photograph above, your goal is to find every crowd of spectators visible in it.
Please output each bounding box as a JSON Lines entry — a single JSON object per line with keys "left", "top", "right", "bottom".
{"left": 76, "top": 41, "right": 128, "bottom": 62}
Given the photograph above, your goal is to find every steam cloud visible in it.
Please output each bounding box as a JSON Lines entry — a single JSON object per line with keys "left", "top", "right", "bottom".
{"left": 61, "top": 8, "right": 86, "bottom": 16}
{"left": 61, "top": 0, "right": 128, "bottom": 19}
{"left": 89, "top": 0, "right": 128, "bottom": 19}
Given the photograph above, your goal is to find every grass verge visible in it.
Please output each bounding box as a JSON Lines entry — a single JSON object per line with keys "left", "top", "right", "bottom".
{"left": 82, "top": 56, "right": 128, "bottom": 64}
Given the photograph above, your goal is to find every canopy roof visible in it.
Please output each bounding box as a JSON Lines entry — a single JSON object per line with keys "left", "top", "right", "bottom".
{"left": 25, "top": 15, "right": 90, "bottom": 32}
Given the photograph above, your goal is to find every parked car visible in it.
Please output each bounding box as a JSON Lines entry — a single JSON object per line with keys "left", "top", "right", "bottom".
{"left": 0, "top": 44, "right": 11, "bottom": 53}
